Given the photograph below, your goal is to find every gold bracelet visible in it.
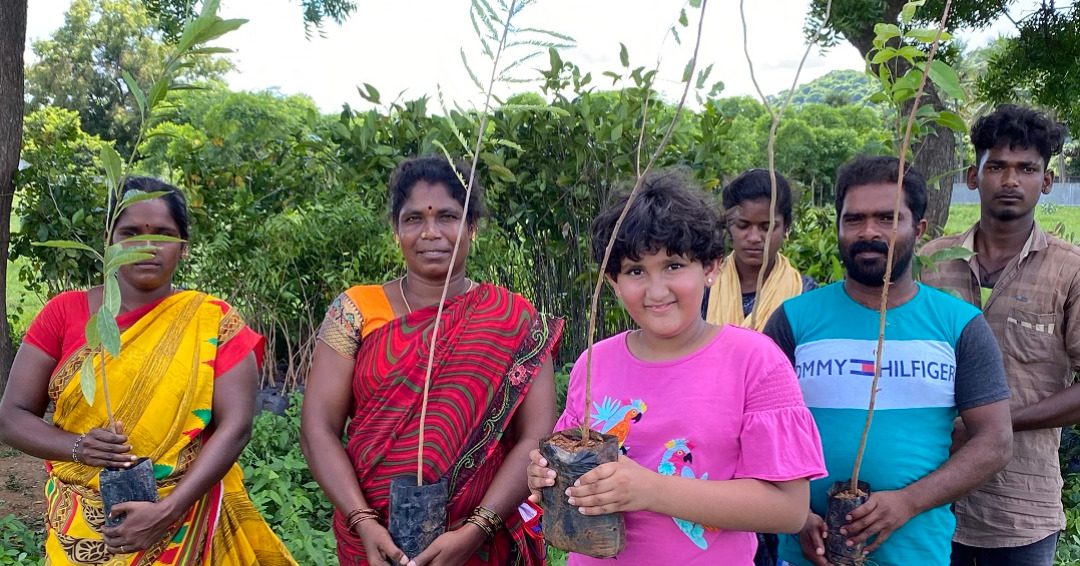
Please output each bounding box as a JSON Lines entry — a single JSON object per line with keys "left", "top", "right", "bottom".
{"left": 472, "top": 506, "right": 504, "bottom": 531}
{"left": 346, "top": 508, "right": 381, "bottom": 531}
{"left": 465, "top": 515, "right": 497, "bottom": 539}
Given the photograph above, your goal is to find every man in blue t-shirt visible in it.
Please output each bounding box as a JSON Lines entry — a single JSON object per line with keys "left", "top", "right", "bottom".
{"left": 763, "top": 155, "right": 1013, "bottom": 566}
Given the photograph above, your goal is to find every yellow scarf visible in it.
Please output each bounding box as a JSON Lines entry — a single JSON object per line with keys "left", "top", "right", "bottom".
{"left": 706, "top": 252, "right": 804, "bottom": 331}
{"left": 44, "top": 291, "right": 294, "bottom": 565}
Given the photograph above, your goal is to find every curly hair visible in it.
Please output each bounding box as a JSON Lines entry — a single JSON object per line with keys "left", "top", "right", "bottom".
{"left": 971, "top": 104, "right": 1066, "bottom": 167}
{"left": 387, "top": 156, "right": 488, "bottom": 227}
{"left": 591, "top": 168, "right": 725, "bottom": 279}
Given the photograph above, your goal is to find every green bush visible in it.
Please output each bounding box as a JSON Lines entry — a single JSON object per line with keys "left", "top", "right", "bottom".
{"left": 0, "top": 514, "right": 44, "bottom": 566}
{"left": 240, "top": 395, "right": 337, "bottom": 564}
{"left": 1058, "top": 473, "right": 1080, "bottom": 565}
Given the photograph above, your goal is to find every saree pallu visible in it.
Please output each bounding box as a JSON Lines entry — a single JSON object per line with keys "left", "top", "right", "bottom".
{"left": 333, "top": 283, "right": 563, "bottom": 566}
{"left": 42, "top": 290, "right": 294, "bottom": 565}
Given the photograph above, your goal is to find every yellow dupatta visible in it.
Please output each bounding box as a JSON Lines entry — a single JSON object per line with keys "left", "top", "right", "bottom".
{"left": 43, "top": 291, "right": 294, "bottom": 566}
{"left": 706, "top": 252, "right": 804, "bottom": 331}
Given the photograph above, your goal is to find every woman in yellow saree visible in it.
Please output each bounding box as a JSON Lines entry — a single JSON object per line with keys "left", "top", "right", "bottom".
{"left": 0, "top": 177, "right": 294, "bottom": 565}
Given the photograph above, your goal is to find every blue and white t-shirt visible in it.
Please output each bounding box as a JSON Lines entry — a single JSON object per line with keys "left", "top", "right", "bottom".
{"left": 764, "top": 282, "right": 1009, "bottom": 566}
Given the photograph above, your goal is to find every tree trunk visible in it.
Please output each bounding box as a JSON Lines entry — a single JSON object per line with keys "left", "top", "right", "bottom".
{"left": 0, "top": 1, "right": 28, "bottom": 390}
{"left": 911, "top": 84, "right": 957, "bottom": 237}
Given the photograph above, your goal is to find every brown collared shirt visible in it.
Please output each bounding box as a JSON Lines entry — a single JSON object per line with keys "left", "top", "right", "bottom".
{"left": 920, "top": 222, "right": 1080, "bottom": 547}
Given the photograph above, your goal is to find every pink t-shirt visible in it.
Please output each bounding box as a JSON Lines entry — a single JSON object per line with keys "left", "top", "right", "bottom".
{"left": 555, "top": 325, "right": 827, "bottom": 566}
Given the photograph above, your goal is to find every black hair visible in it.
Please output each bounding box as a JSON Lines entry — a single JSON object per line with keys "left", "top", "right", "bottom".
{"left": 112, "top": 176, "right": 190, "bottom": 240}
{"left": 387, "top": 156, "right": 487, "bottom": 227}
{"left": 722, "top": 169, "right": 794, "bottom": 227}
{"left": 591, "top": 168, "right": 725, "bottom": 279}
{"left": 971, "top": 104, "right": 1066, "bottom": 167}
{"left": 834, "top": 155, "right": 927, "bottom": 224}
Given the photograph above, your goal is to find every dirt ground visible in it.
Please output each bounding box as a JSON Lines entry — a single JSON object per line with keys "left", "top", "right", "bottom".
{"left": 0, "top": 441, "right": 46, "bottom": 523}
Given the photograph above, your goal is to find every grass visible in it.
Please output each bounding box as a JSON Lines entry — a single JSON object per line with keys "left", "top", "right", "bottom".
{"left": 945, "top": 203, "right": 1080, "bottom": 242}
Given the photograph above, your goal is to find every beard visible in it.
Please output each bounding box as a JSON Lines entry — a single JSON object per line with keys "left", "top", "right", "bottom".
{"left": 840, "top": 235, "right": 916, "bottom": 287}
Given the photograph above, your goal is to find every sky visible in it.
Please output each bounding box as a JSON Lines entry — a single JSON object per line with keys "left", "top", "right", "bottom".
{"left": 24, "top": 0, "right": 1028, "bottom": 114}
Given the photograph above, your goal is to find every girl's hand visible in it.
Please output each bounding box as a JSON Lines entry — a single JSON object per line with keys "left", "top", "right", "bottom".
{"left": 797, "top": 512, "right": 831, "bottom": 566}
{"left": 406, "top": 524, "right": 486, "bottom": 566}
{"left": 101, "top": 501, "right": 179, "bottom": 554}
{"left": 355, "top": 520, "right": 407, "bottom": 566}
{"left": 78, "top": 424, "right": 138, "bottom": 468}
{"left": 566, "top": 455, "right": 657, "bottom": 515}
{"left": 526, "top": 448, "right": 555, "bottom": 503}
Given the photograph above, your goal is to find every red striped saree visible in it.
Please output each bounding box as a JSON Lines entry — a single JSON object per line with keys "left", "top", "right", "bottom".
{"left": 332, "top": 283, "right": 561, "bottom": 565}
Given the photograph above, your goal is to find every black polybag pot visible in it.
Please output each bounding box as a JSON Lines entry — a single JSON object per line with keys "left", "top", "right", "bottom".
{"left": 539, "top": 428, "right": 626, "bottom": 558}
{"left": 825, "top": 479, "right": 871, "bottom": 566}
{"left": 100, "top": 457, "right": 159, "bottom": 527}
{"left": 388, "top": 476, "right": 447, "bottom": 559}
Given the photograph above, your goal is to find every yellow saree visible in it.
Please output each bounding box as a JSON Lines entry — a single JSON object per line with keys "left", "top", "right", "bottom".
{"left": 42, "top": 291, "right": 294, "bottom": 565}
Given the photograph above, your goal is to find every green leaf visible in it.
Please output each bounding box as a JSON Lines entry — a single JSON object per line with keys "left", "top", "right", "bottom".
{"left": 928, "top": 59, "right": 965, "bottom": 101}
{"left": 682, "top": 58, "right": 694, "bottom": 83}
{"left": 688, "top": 0, "right": 701, "bottom": 7}
{"left": 619, "top": 43, "right": 629, "bottom": 68}
{"left": 105, "top": 248, "right": 156, "bottom": 273}
{"left": 933, "top": 110, "right": 967, "bottom": 132}
{"left": 33, "top": 240, "right": 98, "bottom": 254}
{"left": 678, "top": 8, "right": 688, "bottom": 27}
{"left": 81, "top": 355, "right": 96, "bottom": 406}
{"left": 98, "top": 312, "right": 122, "bottom": 358}
{"left": 871, "top": 47, "right": 898, "bottom": 65}
{"left": 874, "top": 23, "right": 901, "bottom": 42}
{"left": 120, "top": 189, "right": 170, "bottom": 210}
{"left": 105, "top": 275, "right": 121, "bottom": 317}
{"left": 85, "top": 314, "right": 101, "bottom": 349}
{"left": 907, "top": 28, "right": 952, "bottom": 43}
{"left": 358, "top": 83, "right": 381, "bottom": 104}
{"left": 901, "top": 0, "right": 925, "bottom": 24}
{"left": 100, "top": 145, "right": 123, "bottom": 194}
{"left": 695, "top": 63, "right": 714, "bottom": 90}
{"left": 121, "top": 70, "right": 146, "bottom": 116}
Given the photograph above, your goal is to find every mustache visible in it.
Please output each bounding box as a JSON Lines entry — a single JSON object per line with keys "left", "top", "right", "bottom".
{"left": 848, "top": 240, "right": 890, "bottom": 256}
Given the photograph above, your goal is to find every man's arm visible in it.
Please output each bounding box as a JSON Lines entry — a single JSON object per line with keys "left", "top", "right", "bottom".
{"left": 761, "top": 306, "right": 796, "bottom": 365}
{"left": 1012, "top": 269, "right": 1080, "bottom": 431}
{"left": 843, "top": 315, "right": 1013, "bottom": 551}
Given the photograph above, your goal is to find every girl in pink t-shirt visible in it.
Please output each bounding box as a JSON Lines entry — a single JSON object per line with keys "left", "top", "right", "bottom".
{"left": 528, "top": 169, "right": 827, "bottom": 565}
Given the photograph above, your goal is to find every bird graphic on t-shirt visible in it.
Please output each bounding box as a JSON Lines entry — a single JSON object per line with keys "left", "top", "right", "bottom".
{"left": 658, "top": 438, "right": 709, "bottom": 550}
{"left": 591, "top": 397, "right": 647, "bottom": 453}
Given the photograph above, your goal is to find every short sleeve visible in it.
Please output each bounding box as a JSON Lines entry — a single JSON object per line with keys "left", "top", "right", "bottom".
{"left": 1067, "top": 269, "right": 1080, "bottom": 374}
{"left": 954, "top": 315, "right": 1011, "bottom": 411}
{"left": 317, "top": 291, "right": 364, "bottom": 359}
{"left": 734, "top": 355, "right": 828, "bottom": 482}
{"left": 23, "top": 291, "right": 83, "bottom": 360}
{"left": 213, "top": 301, "right": 266, "bottom": 376}
{"left": 762, "top": 306, "right": 797, "bottom": 366}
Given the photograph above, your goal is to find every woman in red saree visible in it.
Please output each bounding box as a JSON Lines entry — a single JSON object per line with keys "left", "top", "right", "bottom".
{"left": 301, "top": 156, "right": 562, "bottom": 566}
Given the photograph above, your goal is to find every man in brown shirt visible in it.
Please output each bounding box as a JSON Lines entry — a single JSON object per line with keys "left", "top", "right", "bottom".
{"left": 920, "top": 104, "right": 1080, "bottom": 565}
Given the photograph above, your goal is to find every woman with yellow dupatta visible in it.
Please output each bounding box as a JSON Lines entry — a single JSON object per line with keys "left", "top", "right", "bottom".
{"left": 705, "top": 169, "right": 817, "bottom": 332}
{"left": 703, "top": 169, "right": 816, "bottom": 566}
{"left": 301, "top": 156, "right": 562, "bottom": 566}
{"left": 0, "top": 177, "right": 294, "bottom": 565}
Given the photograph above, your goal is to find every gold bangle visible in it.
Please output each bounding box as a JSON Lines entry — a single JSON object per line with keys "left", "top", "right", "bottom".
{"left": 346, "top": 508, "right": 380, "bottom": 531}
{"left": 473, "top": 506, "right": 504, "bottom": 531}
{"left": 465, "top": 515, "right": 497, "bottom": 539}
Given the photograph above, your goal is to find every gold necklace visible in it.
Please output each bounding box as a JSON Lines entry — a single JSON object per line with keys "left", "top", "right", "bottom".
{"left": 399, "top": 277, "right": 476, "bottom": 314}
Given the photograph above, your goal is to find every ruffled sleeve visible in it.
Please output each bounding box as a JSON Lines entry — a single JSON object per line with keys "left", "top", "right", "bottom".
{"left": 734, "top": 360, "right": 827, "bottom": 482}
